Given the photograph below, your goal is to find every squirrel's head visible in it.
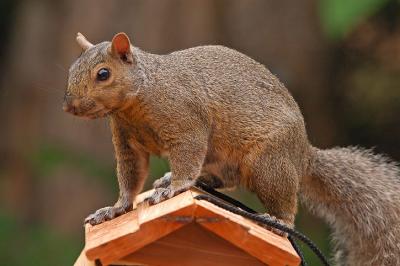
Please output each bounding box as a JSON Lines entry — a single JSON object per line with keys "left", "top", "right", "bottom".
{"left": 63, "top": 32, "right": 136, "bottom": 119}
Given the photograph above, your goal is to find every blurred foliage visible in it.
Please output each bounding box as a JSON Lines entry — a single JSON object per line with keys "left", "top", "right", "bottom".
{"left": 29, "top": 143, "right": 170, "bottom": 189}
{"left": 30, "top": 144, "right": 116, "bottom": 187}
{"left": 320, "top": 0, "right": 389, "bottom": 39}
{"left": 346, "top": 65, "right": 400, "bottom": 126}
{"left": 295, "top": 206, "right": 332, "bottom": 265}
{"left": 0, "top": 210, "right": 80, "bottom": 266}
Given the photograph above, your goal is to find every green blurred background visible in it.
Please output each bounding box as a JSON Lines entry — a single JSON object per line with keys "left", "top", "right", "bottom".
{"left": 0, "top": 0, "right": 399, "bottom": 265}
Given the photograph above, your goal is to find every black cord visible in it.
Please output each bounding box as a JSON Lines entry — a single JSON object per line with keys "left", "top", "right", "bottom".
{"left": 288, "top": 235, "right": 307, "bottom": 266}
{"left": 194, "top": 182, "right": 329, "bottom": 266}
{"left": 196, "top": 181, "right": 257, "bottom": 214}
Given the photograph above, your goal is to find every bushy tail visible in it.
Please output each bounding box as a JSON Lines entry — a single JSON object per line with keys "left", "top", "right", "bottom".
{"left": 300, "top": 146, "right": 400, "bottom": 266}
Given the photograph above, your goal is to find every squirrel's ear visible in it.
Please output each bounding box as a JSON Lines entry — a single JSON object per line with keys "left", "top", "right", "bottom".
{"left": 76, "top": 32, "right": 93, "bottom": 51}
{"left": 111, "top": 32, "right": 133, "bottom": 63}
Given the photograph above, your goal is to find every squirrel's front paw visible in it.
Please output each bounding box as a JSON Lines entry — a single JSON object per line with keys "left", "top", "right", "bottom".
{"left": 84, "top": 205, "right": 131, "bottom": 225}
{"left": 152, "top": 172, "right": 172, "bottom": 189}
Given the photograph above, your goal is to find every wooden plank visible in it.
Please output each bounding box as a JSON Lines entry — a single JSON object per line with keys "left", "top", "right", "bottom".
{"left": 73, "top": 250, "right": 95, "bottom": 266}
{"left": 137, "top": 190, "right": 195, "bottom": 224}
{"left": 133, "top": 189, "right": 154, "bottom": 208}
{"left": 85, "top": 191, "right": 196, "bottom": 265}
{"left": 194, "top": 200, "right": 300, "bottom": 266}
{"left": 85, "top": 211, "right": 140, "bottom": 253}
{"left": 117, "top": 223, "right": 266, "bottom": 266}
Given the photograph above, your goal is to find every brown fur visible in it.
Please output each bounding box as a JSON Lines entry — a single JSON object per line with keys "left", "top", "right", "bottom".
{"left": 64, "top": 33, "right": 400, "bottom": 265}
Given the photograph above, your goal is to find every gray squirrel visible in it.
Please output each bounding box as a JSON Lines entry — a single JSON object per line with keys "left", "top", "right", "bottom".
{"left": 63, "top": 32, "right": 400, "bottom": 265}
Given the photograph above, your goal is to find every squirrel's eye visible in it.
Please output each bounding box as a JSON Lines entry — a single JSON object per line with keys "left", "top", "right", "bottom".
{"left": 97, "top": 68, "right": 110, "bottom": 81}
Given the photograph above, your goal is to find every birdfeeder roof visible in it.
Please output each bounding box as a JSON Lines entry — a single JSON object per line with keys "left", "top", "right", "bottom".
{"left": 75, "top": 188, "right": 300, "bottom": 266}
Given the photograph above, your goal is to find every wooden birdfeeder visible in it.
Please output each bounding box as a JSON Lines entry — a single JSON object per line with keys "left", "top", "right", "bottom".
{"left": 74, "top": 188, "right": 301, "bottom": 266}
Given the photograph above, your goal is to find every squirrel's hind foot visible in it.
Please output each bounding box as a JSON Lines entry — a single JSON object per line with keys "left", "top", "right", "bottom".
{"left": 146, "top": 181, "right": 193, "bottom": 205}
{"left": 152, "top": 172, "right": 172, "bottom": 189}
{"left": 145, "top": 187, "right": 175, "bottom": 205}
{"left": 257, "top": 213, "right": 292, "bottom": 237}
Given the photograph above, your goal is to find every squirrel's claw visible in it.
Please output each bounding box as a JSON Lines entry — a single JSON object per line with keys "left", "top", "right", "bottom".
{"left": 145, "top": 187, "right": 175, "bottom": 205}
{"left": 149, "top": 173, "right": 194, "bottom": 204}
{"left": 146, "top": 182, "right": 192, "bottom": 205}
{"left": 84, "top": 205, "right": 131, "bottom": 225}
{"left": 257, "top": 213, "right": 291, "bottom": 237}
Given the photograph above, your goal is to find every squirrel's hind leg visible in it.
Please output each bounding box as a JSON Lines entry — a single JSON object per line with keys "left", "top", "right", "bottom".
{"left": 250, "top": 152, "right": 299, "bottom": 234}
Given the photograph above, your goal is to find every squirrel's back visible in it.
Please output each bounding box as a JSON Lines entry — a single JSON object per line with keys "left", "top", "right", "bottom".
{"left": 142, "top": 45, "right": 307, "bottom": 145}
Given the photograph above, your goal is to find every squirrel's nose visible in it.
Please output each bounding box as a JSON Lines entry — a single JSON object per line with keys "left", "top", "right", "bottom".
{"left": 62, "top": 102, "right": 72, "bottom": 113}
{"left": 63, "top": 95, "right": 76, "bottom": 113}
